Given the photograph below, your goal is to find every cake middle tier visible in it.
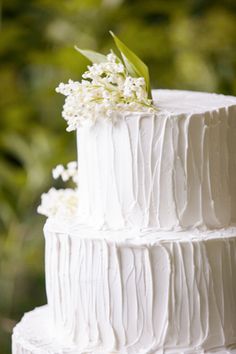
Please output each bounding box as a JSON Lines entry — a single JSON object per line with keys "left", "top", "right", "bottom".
{"left": 44, "top": 218, "right": 236, "bottom": 354}
{"left": 77, "top": 89, "right": 236, "bottom": 230}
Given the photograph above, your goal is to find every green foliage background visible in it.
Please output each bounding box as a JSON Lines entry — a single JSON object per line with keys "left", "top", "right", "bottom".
{"left": 0, "top": 0, "right": 236, "bottom": 352}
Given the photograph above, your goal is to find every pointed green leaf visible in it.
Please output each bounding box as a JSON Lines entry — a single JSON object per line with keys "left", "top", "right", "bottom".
{"left": 109, "top": 31, "right": 152, "bottom": 98}
{"left": 74, "top": 46, "right": 107, "bottom": 64}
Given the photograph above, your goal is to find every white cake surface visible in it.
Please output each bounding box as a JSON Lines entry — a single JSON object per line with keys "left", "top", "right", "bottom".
{"left": 11, "top": 306, "right": 236, "bottom": 354}
{"left": 12, "top": 89, "right": 236, "bottom": 354}
{"left": 45, "top": 217, "right": 236, "bottom": 243}
{"left": 153, "top": 89, "right": 236, "bottom": 114}
{"left": 41, "top": 220, "right": 236, "bottom": 354}
{"left": 77, "top": 89, "right": 236, "bottom": 231}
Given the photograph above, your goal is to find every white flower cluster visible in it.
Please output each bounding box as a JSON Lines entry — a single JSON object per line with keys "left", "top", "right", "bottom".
{"left": 56, "top": 52, "right": 154, "bottom": 131}
{"left": 37, "top": 188, "right": 78, "bottom": 218}
{"left": 52, "top": 161, "right": 78, "bottom": 183}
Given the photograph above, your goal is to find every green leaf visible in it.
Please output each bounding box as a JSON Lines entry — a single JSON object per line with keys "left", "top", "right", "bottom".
{"left": 109, "top": 31, "right": 152, "bottom": 98}
{"left": 74, "top": 46, "right": 107, "bottom": 64}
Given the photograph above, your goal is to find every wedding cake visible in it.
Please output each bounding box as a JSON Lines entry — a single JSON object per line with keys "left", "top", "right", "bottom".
{"left": 12, "top": 34, "right": 236, "bottom": 354}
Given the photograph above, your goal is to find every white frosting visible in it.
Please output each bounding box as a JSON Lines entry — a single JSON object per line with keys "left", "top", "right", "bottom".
{"left": 43, "top": 221, "right": 236, "bottom": 353}
{"left": 44, "top": 217, "right": 236, "bottom": 244}
{"left": 12, "top": 306, "right": 236, "bottom": 354}
{"left": 77, "top": 89, "right": 236, "bottom": 231}
{"left": 12, "top": 306, "right": 79, "bottom": 354}
{"left": 12, "top": 89, "right": 236, "bottom": 354}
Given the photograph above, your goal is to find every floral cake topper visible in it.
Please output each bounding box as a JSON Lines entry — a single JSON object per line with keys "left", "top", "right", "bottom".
{"left": 56, "top": 31, "right": 155, "bottom": 131}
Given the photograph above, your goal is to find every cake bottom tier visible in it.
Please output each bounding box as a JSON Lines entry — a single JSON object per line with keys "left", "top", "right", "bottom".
{"left": 12, "top": 306, "right": 236, "bottom": 354}
{"left": 44, "top": 220, "right": 236, "bottom": 353}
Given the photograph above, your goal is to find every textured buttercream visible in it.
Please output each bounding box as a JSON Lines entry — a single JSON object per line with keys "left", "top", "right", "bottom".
{"left": 12, "top": 89, "right": 236, "bottom": 354}
{"left": 12, "top": 306, "right": 236, "bottom": 354}
{"left": 77, "top": 89, "right": 236, "bottom": 231}
{"left": 43, "top": 220, "right": 236, "bottom": 354}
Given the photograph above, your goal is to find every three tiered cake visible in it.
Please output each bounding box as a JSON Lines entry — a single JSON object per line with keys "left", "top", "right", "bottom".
{"left": 12, "top": 36, "right": 236, "bottom": 354}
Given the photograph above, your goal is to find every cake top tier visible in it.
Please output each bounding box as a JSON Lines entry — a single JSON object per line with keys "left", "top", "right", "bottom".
{"left": 76, "top": 89, "right": 236, "bottom": 231}
{"left": 153, "top": 89, "right": 236, "bottom": 115}
{"left": 38, "top": 35, "right": 236, "bottom": 235}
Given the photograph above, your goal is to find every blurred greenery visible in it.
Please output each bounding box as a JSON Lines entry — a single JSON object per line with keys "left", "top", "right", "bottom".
{"left": 0, "top": 0, "right": 236, "bottom": 352}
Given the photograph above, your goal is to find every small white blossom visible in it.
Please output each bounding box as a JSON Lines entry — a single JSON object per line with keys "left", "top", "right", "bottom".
{"left": 37, "top": 188, "right": 78, "bottom": 218}
{"left": 107, "top": 52, "right": 117, "bottom": 63}
{"left": 61, "top": 170, "right": 70, "bottom": 182}
{"left": 52, "top": 161, "right": 78, "bottom": 183}
{"left": 67, "top": 161, "right": 77, "bottom": 170}
{"left": 52, "top": 164, "right": 64, "bottom": 179}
